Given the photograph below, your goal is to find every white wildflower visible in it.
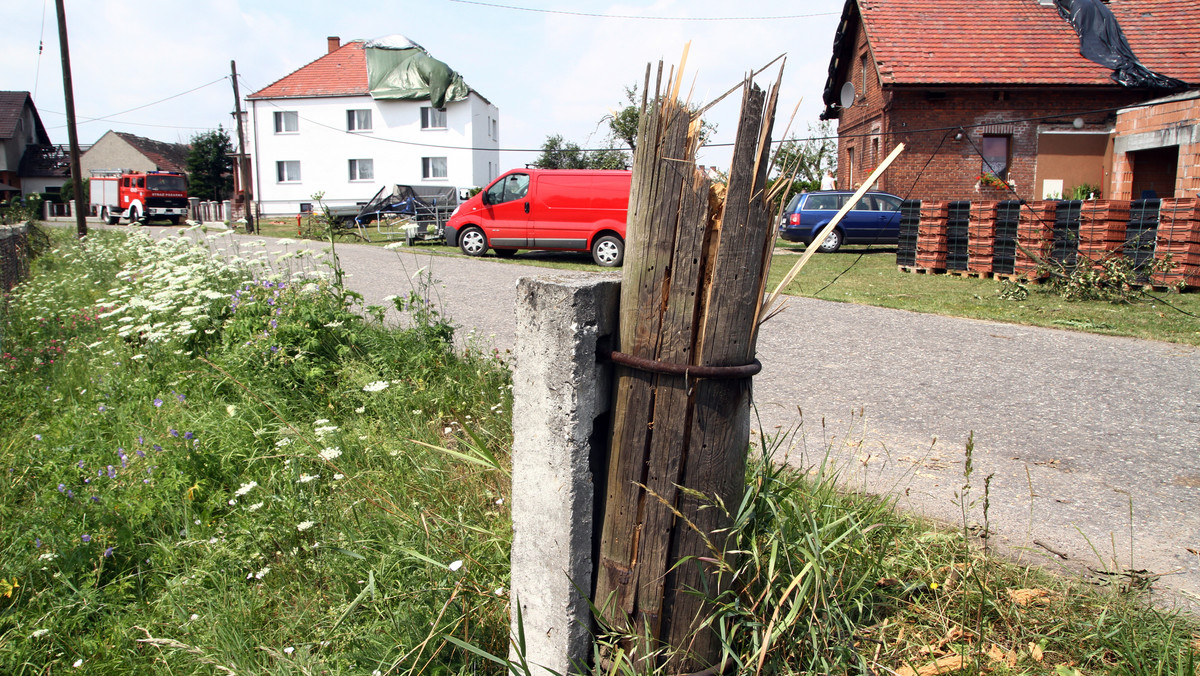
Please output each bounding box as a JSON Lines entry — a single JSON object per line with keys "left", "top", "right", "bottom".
{"left": 298, "top": 474, "right": 319, "bottom": 483}
{"left": 254, "top": 566, "right": 270, "bottom": 580}
{"left": 31, "top": 629, "right": 49, "bottom": 638}
{"left": 248, "top": 501, "right": 264, "bottom": 511}
{"left": 362, "top": 381, "right": 389, "bottom": 393}
{"left": 448, "top": 560, "right": 464, "bottom": 572}
{"left": 297, "top": 521, "right": 314, "bottom": 532}
{"left": 333, "top": 473, "right": 344, "bottom": 480}
{"left": 319, "top": 447, "right": 342, "bottom": 461}
{"left": 234, "top": 481, "right": 258, "bottom": 497}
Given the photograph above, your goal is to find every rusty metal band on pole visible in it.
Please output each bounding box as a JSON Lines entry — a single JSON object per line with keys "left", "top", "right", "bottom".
{"left": 599, "top": 346, "right": 761, "bottom": 380}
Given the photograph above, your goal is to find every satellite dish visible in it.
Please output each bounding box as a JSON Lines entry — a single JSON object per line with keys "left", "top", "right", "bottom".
{"left": 839, "top": 81, "right": 857, "bottom": 108}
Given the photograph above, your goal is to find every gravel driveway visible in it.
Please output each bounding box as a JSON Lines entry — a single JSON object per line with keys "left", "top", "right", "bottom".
{"left": 142, "top": 224, "right": 1200, "bottom": 608}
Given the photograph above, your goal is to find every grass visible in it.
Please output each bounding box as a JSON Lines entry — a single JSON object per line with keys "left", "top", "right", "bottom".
{"left": 11, "top": 224, "right": 1193, "bottom": 674}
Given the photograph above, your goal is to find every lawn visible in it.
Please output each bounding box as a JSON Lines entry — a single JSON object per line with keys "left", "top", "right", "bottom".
{"left": 2, "top": 225, "right": 1196, "bottom": 674}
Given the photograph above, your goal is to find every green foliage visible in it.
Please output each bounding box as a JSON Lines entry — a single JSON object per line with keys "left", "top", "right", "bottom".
{"left": 0, "top": 194, "right": 45, "bottom": 225}
{"left": 770, "top": 121, "right": 838, "bottom": 205}
{"left": 0, "top": 227, "right": 512, "bottom": 674}
{"left": 57, "top": 177, "right": 88, "bottom": 204}
{"left": 1071, "top": 182, "right": 1103, "bottom": 200}
{"left": 1043, "top": 251, "right": 1176, "bottom": 302}
{"left": 531, "top": 134, "right": 628, "bottom": 170}
{"left": 602, "top": 83, "right": 717, "bottom": 153}
{"left": 187, "top": 127, "right": 234, "bottom": 201}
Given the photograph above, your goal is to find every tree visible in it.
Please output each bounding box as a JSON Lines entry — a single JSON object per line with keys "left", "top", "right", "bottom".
{"left": 604, "top": 84, "right": 717, "bottom": 154}
{"left": 58, "top": 176, "right": 88, "bottom": 204}
{"left": 186, "top": 127, "right": 234, "bottom": 201}
{"left": 531, "top": 134, "right": 628, "bottom": 170}
{"left": 770, "top": 121, "right": 837, "bottom": 206}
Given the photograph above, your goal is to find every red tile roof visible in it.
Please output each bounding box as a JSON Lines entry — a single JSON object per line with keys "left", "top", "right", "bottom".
{"left": 248, "top": 42, "right": 369, "bottom": 100}
{"left": 856, "top": 0, "right": 1200, "bottom": 87}
{"left": 113, "top": 132, "right": 190, "bottom": 173}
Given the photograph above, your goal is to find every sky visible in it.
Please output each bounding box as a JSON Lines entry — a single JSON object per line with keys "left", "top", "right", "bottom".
{"left": 5, "top": 0, "right": 844, "bottom": 175}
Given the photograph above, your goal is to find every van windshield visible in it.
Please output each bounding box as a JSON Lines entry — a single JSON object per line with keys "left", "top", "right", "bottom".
{"left": 146, "top": 175, "right": 186, "bottom": 191}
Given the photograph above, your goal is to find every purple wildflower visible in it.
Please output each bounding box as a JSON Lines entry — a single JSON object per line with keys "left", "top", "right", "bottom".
{"left": 98, "top": 404, "right": 107, "bottom": 413}
{"left": 137, "top": 436, "right": 144, "bottom": 445}
{"left": 153, "top": 444, "right": 162, "bottom": 451}
{"left": 136, "top": 449, "right": 145, "bottom": 458}
{"left": 183, "top": 431, "right": 194, "bottom": 441}
{"left": 78, "top": 460, "right": 85, "bottom": 468}
{"left": 67, "top": 490, "right": 74, "bottom": 498}
{"left": 107, "top": 465, "right": 116, "bottom": 479}
{"left": 81, "top": 534, "right": 91, "bottom": 543}
{"left": 34, "top": 538, "right": 41, "bottom": 548}
{"left": 58, "top": 484, "right": 65, "bottom": 492}
{"left": 104, "top": 547, "right": 114, "bottom": 557}
{"left": 34, "top": 434, "right": 42, "bottom": 441}
{"left": 169, "top": 429, "right": 178, "bottom": 438}
{"left": 153, "top": 398, "right": 163, "bottom": 408}
{"left": 176, "top": 393, "right": 186, "bottom": 403}
{"left": 90, "top": 496, "right": 99, "bottom": 503}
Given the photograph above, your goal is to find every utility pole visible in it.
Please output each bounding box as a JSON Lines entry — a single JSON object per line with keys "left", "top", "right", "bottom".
{"left": 230, "top": 61, "right": 255, "bottom": 233}
{"left": 55, "top": 0, "right": 86, "bottom": 238}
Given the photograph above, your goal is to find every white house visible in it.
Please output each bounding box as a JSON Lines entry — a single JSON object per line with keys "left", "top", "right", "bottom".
{"left": 247, "top": 36, "right": 500, "bottom": 216}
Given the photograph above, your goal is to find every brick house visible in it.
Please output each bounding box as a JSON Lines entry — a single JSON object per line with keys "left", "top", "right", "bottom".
{"left": 820, "top": 0, "right": 1200, "bottom": 201}
{"left": 1111, "top": 90, "right": 1200, "bottom": 200}
{"left": 81, "top": 130, "right": 190, "bottom": 176}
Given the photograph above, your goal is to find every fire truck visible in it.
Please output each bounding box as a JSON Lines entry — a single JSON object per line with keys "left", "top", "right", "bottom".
{"left": 90, "top": 169, "right": 189, "bottom": 225}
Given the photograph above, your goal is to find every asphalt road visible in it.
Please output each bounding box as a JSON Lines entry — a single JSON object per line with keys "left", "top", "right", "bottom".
{"left": 144, "top": 224, "right": 1200, "bottom": 608}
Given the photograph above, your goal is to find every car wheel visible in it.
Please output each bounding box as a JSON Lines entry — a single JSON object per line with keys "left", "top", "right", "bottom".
{"left": 493, "top": 248, "right": 517, "bottom": 258}
{"left": 459, "top": 226, "right": 487, "bottom": 256}
{"left": 815, "top": 228, "right": 843, "bottom": 253}
{"left": 592, "top": 235, "right": 624, "bottom": 267}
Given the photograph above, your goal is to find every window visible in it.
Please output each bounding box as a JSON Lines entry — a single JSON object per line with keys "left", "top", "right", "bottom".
{"left": 347, "top": 109, "right": 372, "bottom": 131}
{"left": 804, "top": 194, "right": 841, "bottom": 210}
{"left": 981, "top": 135, "right": 1011, "bottom": 180}
{"left": 274, "top": 111, "right": 298, "bottom": 133}
{"left": 846, "top": 147, "right": 856, "bottom": 187}
{"left": 485, "top": 173, "right": 530, "bottom": 204}
{"left": 348, "top": 159, "right": 374, "bottom": 181}
{"left": 421, "top": 107, "right": 447, "bottom": 129}
{"left": 422, "top": 157, "right": 448, "bottom": 179}
{"left": 860, "top": 54, "right": 868, "bottom": 98}
{"left": 491, "top": 118, "right": 498, "bottom": 140}
{"left": 276, "top": 161, "right": 301, "bottom": 183}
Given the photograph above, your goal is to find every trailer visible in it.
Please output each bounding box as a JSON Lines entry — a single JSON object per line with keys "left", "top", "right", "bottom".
{"left": 331, "top": 185, "right": 460, "bottom": 244}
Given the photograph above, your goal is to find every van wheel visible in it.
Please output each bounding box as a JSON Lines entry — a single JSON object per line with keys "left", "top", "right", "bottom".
{"left": 592, "top": 235, "right": 624, "bottom": 267}
{"left": 815, "top": 228, "right": 843, "bottom": 253}
{"left": 494, "top": 248, "right": 517, "bottom": 258}
{"left": 459, "top": 226, "right": 487, "bottom": 256}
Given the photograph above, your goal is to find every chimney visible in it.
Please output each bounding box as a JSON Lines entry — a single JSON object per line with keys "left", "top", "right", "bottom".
{"left": 327, "top": 36, "right": 341, "bottom": 54}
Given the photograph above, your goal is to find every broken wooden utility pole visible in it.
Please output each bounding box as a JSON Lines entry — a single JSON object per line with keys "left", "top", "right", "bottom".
{"left": 593, "top": 56, "right": 783, "bottom": 673}
{"left": 55, "top": 0, "right": 86, "bottom": 238}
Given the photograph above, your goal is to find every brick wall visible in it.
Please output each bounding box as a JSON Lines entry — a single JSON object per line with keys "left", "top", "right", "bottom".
{"left": 1111, "top": 96, "right": 1200, "bottom": 200}
{"left": 831, "top": 15, "right": 1147, "bottom": 201}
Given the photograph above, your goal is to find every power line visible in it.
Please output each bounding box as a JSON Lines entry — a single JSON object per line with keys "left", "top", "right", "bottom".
{"left": 45, "top": 76, "right": 229, "bottom": 130}
{"left": 447, "top": 0, "right": 837, "bottom": 21}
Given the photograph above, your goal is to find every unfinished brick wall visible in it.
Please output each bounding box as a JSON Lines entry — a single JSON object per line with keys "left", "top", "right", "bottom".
{"left": 1111, "top": 96, "right": 1200, "bottom": 201}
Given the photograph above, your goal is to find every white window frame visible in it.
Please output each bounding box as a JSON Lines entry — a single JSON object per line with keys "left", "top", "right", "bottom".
{"left": 274, "top": 111, "right": 298, "bottom": 134}
{"left": 348, "top": 158, "right": 374, "bottom": 181}
{"left": 422, "top": 157, "right": 448, "bottom": 179}
{"left": 421, "top": 107, "right": 447, "bottom": 130}
{"left": 347, "top": 109, "right": 372, "bottom": 132}
{"left": 276, "top": 160, "right": 301, "bottom": 183}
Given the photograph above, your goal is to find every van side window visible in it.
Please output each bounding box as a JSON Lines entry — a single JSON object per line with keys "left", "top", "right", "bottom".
{"left": 488, "top": 173, "right": 530, "bottom": 204}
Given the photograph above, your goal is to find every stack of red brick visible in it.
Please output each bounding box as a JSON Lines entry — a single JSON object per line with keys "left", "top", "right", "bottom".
{"left": 1016, "top": 201, "right": 1056, "bottom": 279}
{"left": 967, "top": 203, "right": 995, "bottom": 274}
{"left": 1154, "top": 198, "right": 1200, "bottom": 288}
{"left": 1077, "top": 200, "right": 1130, "bottom": 267}
{"left": 916, "top": 201, "right": 948, "bottom": 270}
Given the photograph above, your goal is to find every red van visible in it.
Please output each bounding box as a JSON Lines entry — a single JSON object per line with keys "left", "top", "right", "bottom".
{"left": 445, "top": 168, "right": 632, "bottom": 267}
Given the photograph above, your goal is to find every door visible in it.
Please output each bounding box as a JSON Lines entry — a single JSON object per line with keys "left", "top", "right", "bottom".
{"left": 482, "top": 172, "right": 531, "bottom": 247}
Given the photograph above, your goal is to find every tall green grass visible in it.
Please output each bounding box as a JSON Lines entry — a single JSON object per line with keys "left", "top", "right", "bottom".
{"left": 0, "top": 226, "right": 513, "bottom": 674}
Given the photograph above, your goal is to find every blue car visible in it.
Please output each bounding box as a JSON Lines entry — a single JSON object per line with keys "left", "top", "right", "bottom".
{"left": 778, "top": 190, "right": 903, "bottom": 252}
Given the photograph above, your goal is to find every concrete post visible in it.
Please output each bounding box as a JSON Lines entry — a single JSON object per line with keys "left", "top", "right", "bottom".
{"left": 188, "top": 197, "right": 200, "bottom": 222}
{"left": 510, "top": 275, "right": 620, "bottom": 676}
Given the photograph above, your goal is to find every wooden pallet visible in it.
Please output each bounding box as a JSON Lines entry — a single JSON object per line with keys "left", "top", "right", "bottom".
{"left": 898, "top": 265, "right": 945, "bottom": 275}
{"left": 949, "top": 270, "right": 994, "bottom": 279}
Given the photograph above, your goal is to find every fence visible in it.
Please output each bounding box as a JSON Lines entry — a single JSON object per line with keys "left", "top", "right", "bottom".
{"left": 0, "top": 224, "right": 31, "bottom": 292}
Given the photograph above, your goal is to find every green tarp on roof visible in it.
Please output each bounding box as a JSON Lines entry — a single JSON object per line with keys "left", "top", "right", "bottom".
{"left": 364, "top": 35, "right": 469, "bottom": 108}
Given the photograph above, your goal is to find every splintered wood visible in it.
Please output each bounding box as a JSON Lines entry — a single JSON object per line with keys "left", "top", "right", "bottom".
{"left": 593, "top": 60, "right": 781, "bottom": 673}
